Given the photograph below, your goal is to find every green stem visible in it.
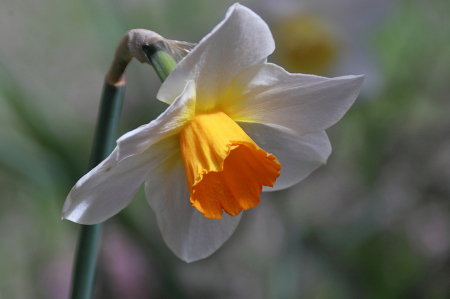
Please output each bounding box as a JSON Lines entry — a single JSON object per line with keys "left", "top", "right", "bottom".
{"left": 70, "top": 82, "right": 124, "bottom": 299}
{"left": 69, "top": 44, "right": 178, "bottom": 299}
{"left": 143, "top": 44, "right": 177, "bottom": 82}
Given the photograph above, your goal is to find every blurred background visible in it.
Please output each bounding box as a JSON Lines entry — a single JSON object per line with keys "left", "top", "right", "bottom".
{"left": 1, "top": 0, "right": 450, "bottom": 298}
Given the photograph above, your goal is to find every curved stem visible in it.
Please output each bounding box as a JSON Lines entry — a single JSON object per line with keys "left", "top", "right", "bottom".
{"left": 69, "top": 41, "right": 179, "bottom": 299}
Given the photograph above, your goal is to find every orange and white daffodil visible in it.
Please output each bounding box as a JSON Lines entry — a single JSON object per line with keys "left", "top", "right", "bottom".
{"left": 62, "top": 3, "right": 363, "bottom": 262}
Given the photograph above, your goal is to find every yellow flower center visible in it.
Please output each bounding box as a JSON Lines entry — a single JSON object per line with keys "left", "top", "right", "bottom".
{"left": 179, "top": 111, "right": 281, "bottom": 219}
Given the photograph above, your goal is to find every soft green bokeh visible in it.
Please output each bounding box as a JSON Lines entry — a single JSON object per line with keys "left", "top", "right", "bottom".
{"left": 1, "top": 0, "right": 450, "bottom": 298}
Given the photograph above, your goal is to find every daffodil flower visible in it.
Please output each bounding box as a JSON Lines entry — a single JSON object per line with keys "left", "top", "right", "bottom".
{"left": 62, "top": 3, "right": 363, "bottom": 262}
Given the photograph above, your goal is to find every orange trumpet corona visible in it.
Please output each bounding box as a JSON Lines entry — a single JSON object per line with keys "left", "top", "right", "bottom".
{"left": 179, "top": 111, "right": 281, "bottom": 219}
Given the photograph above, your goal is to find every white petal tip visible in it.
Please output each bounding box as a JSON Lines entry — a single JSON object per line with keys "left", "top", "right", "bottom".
{"left": 340, "top": 74, "right": 365, "bottom": 83}
{"left": 60, "top": 211, "right": 71, "bottom": 222}
{"left": 353, "top": 74, "right": 365, "bottom": 84}
{"left": 61, "top": 196, "right": 72, "bottom": 214}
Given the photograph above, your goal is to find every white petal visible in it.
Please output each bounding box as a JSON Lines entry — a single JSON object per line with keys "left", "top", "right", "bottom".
{"left": 145, "top": 151, "right": 241, "bottom": 262}
{"left": 223, "top": 63, "right": 364, "bottom": 136}
{"left": 157, "top": 4, "right": 274, "bottom": 113}
{"left": 62, "top": 136, "right": 180, "bottom": 224}
{"left": 238, "top": 122, "right": 332, "bottom": 191}
{"left": 116, "top": 80, "right": 196, "bottom": 162}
